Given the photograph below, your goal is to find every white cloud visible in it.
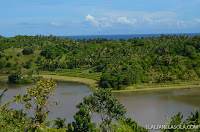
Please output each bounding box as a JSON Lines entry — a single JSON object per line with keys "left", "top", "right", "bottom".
{"left": 85, "top": 14, "right": 100, "bottom": 27}
{"left": 142, "top": 18, "right": 187, "bottom": 29}
{"left": 194, "top": 19, "right": 200, "bottom": 22}
{"left": 18, "top": 22, "right": 39, "bottom": 26}
{"left": 85, "top": 14, "right": 112, "bottom": 28}
{"left": 143, "top": 18, "right": 153, "bottom": 23}
{"left": 143, "top": 11, "right": 177, "bottom": 19}
{"left": 102, "top": 11, "right": 177, "bottom": 20}
{"left": 117, "top": 17, "right": 137, "bottom": 25}
{"left": 83, "top": 11, "right": 193, "bottom": 30}
{"left": 85, "top": 14, "right": 138, "bottom": 27}
{"left": 103, "top": 22, "right": 112, "bottom": 28}
{"left": 155, "top": 18, "right": 175, "bottom": 23}
{"left": 50, "top": 22, "right": 63, "bottom": 27}
{"left": 176, "top": 20, "right": 186, "bottom": 28}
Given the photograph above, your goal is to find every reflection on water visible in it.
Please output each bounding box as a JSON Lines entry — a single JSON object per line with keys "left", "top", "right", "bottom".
{"left": 0, "top": 81, "right": 92, "bottom": 123}
{"left": 49, "top": 82, "right": 92, "bottom": 122}
{"left": 114, "top": 88, "right": 200, "bottom": 127}
{"left": 0, "top": 81, "right": 200, "bottom": 128}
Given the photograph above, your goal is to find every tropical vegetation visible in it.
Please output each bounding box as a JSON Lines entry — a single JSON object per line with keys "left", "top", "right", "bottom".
{"left": 0, "top": 34, "right": 200, "bottom": 90}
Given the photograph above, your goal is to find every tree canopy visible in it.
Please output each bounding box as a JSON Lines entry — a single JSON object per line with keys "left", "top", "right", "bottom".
{"left": 1, "top": 34, "right": 200, "bottom": 89}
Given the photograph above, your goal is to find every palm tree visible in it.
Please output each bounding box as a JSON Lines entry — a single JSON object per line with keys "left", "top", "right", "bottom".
{"left": 185, "top": 109, "right": 200, "bottom": 125}
{"left": 0, "top": 89, "right": 8, "bottom": 105}
{"left": 53, "top": 118, "right": 66, "bottom": 129}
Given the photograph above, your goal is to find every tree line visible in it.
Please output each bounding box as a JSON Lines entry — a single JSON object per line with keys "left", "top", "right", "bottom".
{"left": 1, "top": 34, "right": 200, "bottom": 90}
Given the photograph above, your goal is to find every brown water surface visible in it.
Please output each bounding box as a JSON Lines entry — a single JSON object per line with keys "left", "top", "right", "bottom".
{"left": 1, "top": 81, "right": 200, "bottom": 128}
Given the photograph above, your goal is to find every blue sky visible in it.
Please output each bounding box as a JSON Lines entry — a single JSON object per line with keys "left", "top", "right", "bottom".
{"left": 1, "top": 0, "right": 200, "bottom": 37}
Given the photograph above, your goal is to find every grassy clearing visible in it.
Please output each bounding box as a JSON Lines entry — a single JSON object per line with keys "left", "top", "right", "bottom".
{"left": 1, "top": 48, "right": 41, "bottom": 74}
{"left": 39, "top": 69, "right": 102, "bottom": 81}
{"left": 1, "top": 73, "right": 200, "bottom": 93}
{"left": 0, "top": 76, "right": 8, "bottom": 81}
{"left": 33, "top": 74, "right": 99, "bottom": 91}
{"left": 113, "top": 80, "right": 200, "bottom": 93}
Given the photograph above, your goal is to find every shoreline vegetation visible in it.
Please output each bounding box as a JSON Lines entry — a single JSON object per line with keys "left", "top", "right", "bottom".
{"left": 1, "top": 35, "right": 200, "bottom": 92}
{"left": 1, "top": 74, "right": 200, "bottom": 93}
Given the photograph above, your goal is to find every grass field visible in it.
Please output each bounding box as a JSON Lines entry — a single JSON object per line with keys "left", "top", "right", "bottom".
{"left": 39, "top": 69, "right": 102, "bottom": 81}
{"left": 113, "top": 80, "right": 200, "bottom": 93}
{"left": 34, "top": 74, "right": 98, "bottom": 91}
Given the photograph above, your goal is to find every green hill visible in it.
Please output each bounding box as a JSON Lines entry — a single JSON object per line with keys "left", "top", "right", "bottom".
{"left": 1, "top": 34, "right": 200, "bottom": 90}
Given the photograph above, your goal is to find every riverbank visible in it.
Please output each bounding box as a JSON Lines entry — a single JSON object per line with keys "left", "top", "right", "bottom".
{"left": 0, "top": 74, "right": 98, "bottom": 91}
{"left": 33, "top": 75, "right": 98, "bottom": 91}
{"left": 0, "top": 76, "right": 8, "bottom": 81}
{"left": 113, "top": 80, "right": 200, "bottom": 93}
{"left": 39, "top": 75, "right": 200, "bottom": 93}
{"left": 1, "top": 74, "right": 200, "bottom": 93}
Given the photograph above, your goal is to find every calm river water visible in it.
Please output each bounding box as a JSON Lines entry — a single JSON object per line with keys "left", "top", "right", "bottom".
{"left": 0, "top": 81, "right": 200, "bottom": 128}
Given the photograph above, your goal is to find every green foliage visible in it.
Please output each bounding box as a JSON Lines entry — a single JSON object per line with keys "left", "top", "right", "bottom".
{"left": 0, "top": 89, "right": 8, "bottom": 105}
{"left": 0, "top": 51, "right": 4, "bottom": 58}
{"left": 53, "top": 118, "right": 67, "bottom": 129}
{"left": 185, "top": 45, "right": 196, "bottom": 57}
{"left": 16, "top": 78, "right": 34, "bottom": 84}
{"left": 0, "top": 79, "right": 149, "bottom": 131}
{"left": 99, "top": 66, "right": 143, "bottom": 90}
{"left": 71, "top": 106, "right": 97, "bottom": 132}
{"left": 77, "top": 88, "right": 127, "bottom": 130}
{"left": 5, "top": 62, "right": 11, "bottom": 67}
{"left": 14, "top": 79, "right": 58, "bottom": 128}
{"left": 0, "top": 79, "right": 68, "bottom": 131}
{"left": 40, "top": 45, "right": 66, "bottom": 59}
{"left": 16, "top": 52, "right": 21, "bottom": 57}
{"left": 2, "top": 35, "right": 200, "bottom": 90}
{"left": 8, "top": 70, "right": 43, "bottom": 84}
{"left": 0, "top": 89, "right": 32, "bottom": 131}
{"left": 185, "top": 109, "right": 200, "bottom": 125}
{"left": 23, "top": 60, "right": 32, "bottom": 69}
{"left": 0, "top": 57, "right": 6, "bottom": 69}
{"left": 111, "top": 117, "right": 148, "bottom": 132}
{"left": 0, "top": 109, "right": 32, "bottom": 131}
{"left": 8, "top": 73, "right": 21, "bottom": 83}
{"left": 163, "top": 109, "right": 200, "bottom": 132}
{"left": 22, "top": 47, "right": 34, "bottom": 55}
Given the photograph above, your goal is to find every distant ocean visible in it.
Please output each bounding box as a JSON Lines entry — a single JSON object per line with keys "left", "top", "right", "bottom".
{"left": 60, "top": 33, "right": 200, "bottom": 40}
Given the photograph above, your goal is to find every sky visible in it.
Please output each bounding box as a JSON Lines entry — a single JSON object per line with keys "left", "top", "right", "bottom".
{"left": 0, "top": 0, "right": 200, "bottom": 37}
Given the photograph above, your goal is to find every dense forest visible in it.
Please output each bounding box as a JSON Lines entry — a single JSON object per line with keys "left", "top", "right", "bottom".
{"left": 1, "top": 34, "right": 200, "bottom": 90}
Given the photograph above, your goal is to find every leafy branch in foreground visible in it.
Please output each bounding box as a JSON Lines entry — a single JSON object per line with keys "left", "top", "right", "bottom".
{"left": 70, "top": 88, "right": 147, "bottom": 132}
{"left": 1, "top": 79, "right": 148, "bottom": 131}
{"left": 163, "top": 109, "right": 200, "bottom": 132}
{"left": 14, "top": 79, "right": 58, "bottom": 129}
{"left": 0, "top": 88, "right": 8, "bottom": 105}
{"left": 76, "top": 88, "right": 127, "bottom": 131}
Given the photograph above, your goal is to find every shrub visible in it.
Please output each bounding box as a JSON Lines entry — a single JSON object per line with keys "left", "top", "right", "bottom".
{"left": 0, "top": 52, "right": 4, "bottom": 58}
{"left": 16, "top": 53, "right": 21, "bottom": 57}
{"left": 16, "top": 78, "right": 34, "bottom": 84}
{"left": 22, "top": 47, "right": 34, "bottom": 55}
{"left": 5, "top": 62, "right": 11, "bottom": 67}
{"left": 14, "top": 79, "right": 58, "bottom": 129}
{"left": 0, "top": 58, "right": 6, "bottom": 69}
{"left": 8, "top": 73, "right": 20, "bottom": 83}
{"left": 23, "top": 61, "right": 32, "bottom": 69}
